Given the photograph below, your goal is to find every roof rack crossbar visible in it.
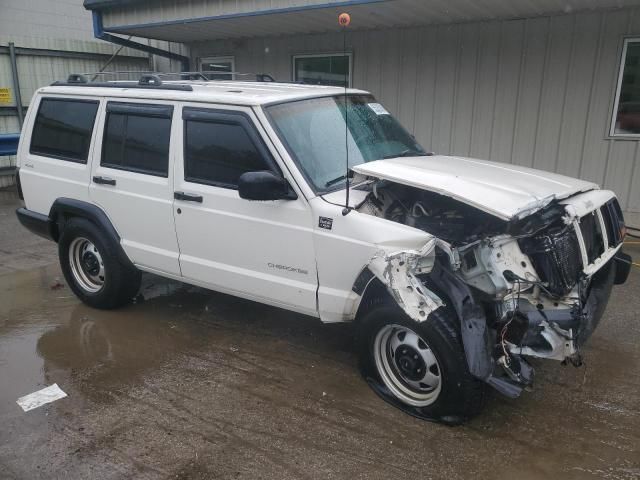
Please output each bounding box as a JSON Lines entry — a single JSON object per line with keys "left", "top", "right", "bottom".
{"left": 51, "top": 79, "right": 193, "bottom": 92}
{"left": 138, "top": 74, "right": 163, "bottom": 86}
{"left": 67, "top": 74, "right": 89, "bottom": 84}
{"left": 79, "top": 70, "right": 155, "bottom": 77}
{"left": 67, "top": 70, "right": 275, "bottom": 82}
{"left": 51, "top": 70, "right": 277, "bottom": 91}
{"left": 198, "top": 71, "right": 276, "bottom": 82}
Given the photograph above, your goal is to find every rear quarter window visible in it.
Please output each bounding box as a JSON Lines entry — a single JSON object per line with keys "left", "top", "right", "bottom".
{"left": 30, "top": 97, "right": 99, "bottom": 163}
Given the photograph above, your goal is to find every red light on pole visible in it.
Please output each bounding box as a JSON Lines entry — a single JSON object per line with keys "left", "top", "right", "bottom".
{"left": 338, "top": 13, "right": 351, "bottom": 27}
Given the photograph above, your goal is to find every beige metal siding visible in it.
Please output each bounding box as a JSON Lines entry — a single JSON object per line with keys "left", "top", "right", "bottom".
{"left": 13, "top": 55, "right": 148, "bottom": 108}
{"left": 1, "top": 0, "right": 147, "bottom": 58}
{"left": 191, "top": 8, "right": 640, "bottom": 213}
{"left": 1, "top": 0, "right": 95, "bottom": 42}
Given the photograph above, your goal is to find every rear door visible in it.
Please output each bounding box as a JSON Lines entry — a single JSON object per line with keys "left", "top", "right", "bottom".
{"left": 173, "top": 104, "right": 318, "bottom": 316}
{"left": 89, "top": 100, "right": 181, "bottom": 276}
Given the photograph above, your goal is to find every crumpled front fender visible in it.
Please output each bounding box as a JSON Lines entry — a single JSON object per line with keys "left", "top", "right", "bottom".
{"left": 367, "top": 238, "right": 444, "bottom": 322}
{"left": 364, "top": 239, "right": 497, "bottom": 386}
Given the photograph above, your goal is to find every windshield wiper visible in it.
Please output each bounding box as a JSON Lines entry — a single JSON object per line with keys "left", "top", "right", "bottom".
{"left": 325, "top": 174, "right": 348, "bottom": 188}
{"left": 383, "top": 149, "right": 428, "bottom": 160}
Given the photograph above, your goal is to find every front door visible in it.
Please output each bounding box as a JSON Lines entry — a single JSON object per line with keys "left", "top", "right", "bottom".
{"left": 89, "top": 100, "right": 181, "bottom": 276}
{"left": 173, "top": 105, "right": 318, "bottom": 316}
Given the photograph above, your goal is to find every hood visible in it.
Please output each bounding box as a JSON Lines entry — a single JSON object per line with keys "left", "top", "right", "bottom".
{"left": 351, "top": 155, "right": 598, "bottom": 221}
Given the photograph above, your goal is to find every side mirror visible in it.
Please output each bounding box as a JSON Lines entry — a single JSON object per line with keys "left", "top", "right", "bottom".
{"left": 238, "top": 171, "right": 297, "bottom": 201}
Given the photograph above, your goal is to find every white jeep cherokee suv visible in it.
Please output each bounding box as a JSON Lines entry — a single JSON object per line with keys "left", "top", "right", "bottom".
{"left": 16, "top": 74, "right": 631, "bottom": 424}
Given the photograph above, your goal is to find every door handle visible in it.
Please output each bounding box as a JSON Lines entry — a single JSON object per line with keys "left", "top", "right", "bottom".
{"left": 174, "top": 191, "right": 203, "bottom": 203}
{"left": 93, "top": 175, "right": 116, "bottom": 186}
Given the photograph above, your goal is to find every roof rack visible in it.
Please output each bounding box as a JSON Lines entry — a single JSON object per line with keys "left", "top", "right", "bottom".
{"left": 198, "top": 71, "right": 276, "bottom": 82}
{"left": 51, "top": 73, "right": 193, "bottom": 91}
{"left": 50, "top": 70, "right": 276, "bottom": 91}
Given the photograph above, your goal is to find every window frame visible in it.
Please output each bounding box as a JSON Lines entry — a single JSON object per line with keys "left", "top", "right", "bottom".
{"left": 182, "top": 107, "right": 281, "bottom": 190}
{"left": 29, "top": 96, "right": 99, "bottom": 164}
{"left": 610, "top": 37, "right": 640, "bottom": 138}
{"left": 100, "top": 101, "right": 173, "bottom": 178}
{"left": 292, "top": 52, "right": 353, "bottom": 87}
{"left": 199, "top": 55, "right": 235, "bottom": 80}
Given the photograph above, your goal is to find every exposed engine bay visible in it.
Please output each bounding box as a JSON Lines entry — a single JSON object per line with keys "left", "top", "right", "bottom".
{"left": 358, "top": 181, "right": 507, "bottom": 244}
{"left": 356, "top": 179, "right": 628, "bottom": 397}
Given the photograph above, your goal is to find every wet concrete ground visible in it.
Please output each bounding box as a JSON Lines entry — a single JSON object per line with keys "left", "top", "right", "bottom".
{"left": 1, "top": 188, "right": 639, "bottom": 479}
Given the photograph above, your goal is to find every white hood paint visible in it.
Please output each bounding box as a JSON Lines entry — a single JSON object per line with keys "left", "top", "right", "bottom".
{"left": 352, "top": 155, "right": 598, "bottom": 221}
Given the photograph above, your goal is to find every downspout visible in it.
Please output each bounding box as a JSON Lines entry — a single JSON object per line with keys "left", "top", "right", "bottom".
{"left": 8, "top": 42, "right": 24, "bottom": 128}
{"left": 92, "top": 11, "right": 190, "bottom": 72}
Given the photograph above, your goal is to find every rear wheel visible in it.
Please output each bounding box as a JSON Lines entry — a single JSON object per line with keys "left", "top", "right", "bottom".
{"left": 357, "top": 301, "right": 485, "bottom": 424}
{"left": 68, "top": 237, "right": 105, "bottom": 293}
{"left": 59, "top": 217, "right": 141, "bottom": 309}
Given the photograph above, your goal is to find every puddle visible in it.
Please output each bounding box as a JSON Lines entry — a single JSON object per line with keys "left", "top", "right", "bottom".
{"left": 0, "top": 257, "right": 638, "bottom": 479}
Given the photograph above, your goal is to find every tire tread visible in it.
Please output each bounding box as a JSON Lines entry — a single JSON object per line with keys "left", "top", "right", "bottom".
{"left": 58, "top": 217, "right": 140, "bottom": 309}
{"left": 356, "top": 295, "right": 486, "bottom": 423}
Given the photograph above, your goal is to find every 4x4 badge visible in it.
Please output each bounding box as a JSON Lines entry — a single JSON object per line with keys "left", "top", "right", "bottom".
{"left": 319, "top": 217, "right": 333, "bottom": 230}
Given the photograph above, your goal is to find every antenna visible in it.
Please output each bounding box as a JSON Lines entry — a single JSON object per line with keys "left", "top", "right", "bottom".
{"left": 339, "top": 12, "right": 352, "bottom": 216}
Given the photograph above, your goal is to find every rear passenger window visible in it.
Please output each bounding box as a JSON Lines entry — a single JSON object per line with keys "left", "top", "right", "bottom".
{"left": 183, "top": 109, "right": 274, "bottom": 188}
{"left": 101, "top": 102, "right": 172, "bottom": 177}
{"left": 30, "top": 98, "right": 99, "bottom": 163}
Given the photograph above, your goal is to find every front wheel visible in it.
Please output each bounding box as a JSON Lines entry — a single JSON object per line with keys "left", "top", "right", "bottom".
{"left": 357, "top": 302, "right": 485, "bottom": 424}
{"left": 58, "top": 217, "right": 141, "bottom": 309}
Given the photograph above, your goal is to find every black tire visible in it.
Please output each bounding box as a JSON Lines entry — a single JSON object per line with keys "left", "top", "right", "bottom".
{"left": 356, "top": 299, "right": 486, "bottom": 425}
{"left": 58, "top": 217, "right": 141, "bottom": 309}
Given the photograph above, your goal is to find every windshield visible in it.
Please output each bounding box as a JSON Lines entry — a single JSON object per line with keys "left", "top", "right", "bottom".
{"left": 265, "top": 94, "right": 427, "bottom": 192}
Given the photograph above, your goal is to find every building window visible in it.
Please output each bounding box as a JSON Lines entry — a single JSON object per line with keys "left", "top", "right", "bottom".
{"left": 30, "top": 98, "right": 99, "bottom": 163}
{"left": 200, "top": 56, "right": 235, "bottom": 80}
{"left": 612, "top": 39, "right": 640, "bottom": 136}
{"left": 293, "top": 53, "right": 352, "bottom": 87}
{"left": 101, "top": 102, "right": 173, "bottom": 177}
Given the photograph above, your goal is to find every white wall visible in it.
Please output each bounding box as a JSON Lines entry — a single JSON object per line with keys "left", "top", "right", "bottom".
{"left": 1, "top": 0, "right": 96, "bottom": 43}
{"left": 191, "top": 8, "right": 640, "bottom": 214}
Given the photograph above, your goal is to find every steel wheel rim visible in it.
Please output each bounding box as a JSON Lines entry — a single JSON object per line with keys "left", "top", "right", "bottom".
{"left": 373, "top": 324, "right": 442, "bottom": 407}
{"left": 69, "top": 237, "right": 105, "bottom": 293}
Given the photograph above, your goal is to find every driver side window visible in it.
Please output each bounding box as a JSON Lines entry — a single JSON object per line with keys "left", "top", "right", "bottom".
{"left": 183, "top": 108, "right": 276, "bottom": 189}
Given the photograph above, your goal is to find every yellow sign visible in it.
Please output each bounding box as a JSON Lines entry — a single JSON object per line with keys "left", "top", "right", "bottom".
{"left": 0, "top": 88, "right": 11, "bottom": 104}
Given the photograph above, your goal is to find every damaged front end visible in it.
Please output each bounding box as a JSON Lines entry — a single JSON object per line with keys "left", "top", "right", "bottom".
{"left": 366, "top": 238, "right": 444, "bottom": 321}
{"left": 357, "top": 180, "right": 630, "bottom": 398}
